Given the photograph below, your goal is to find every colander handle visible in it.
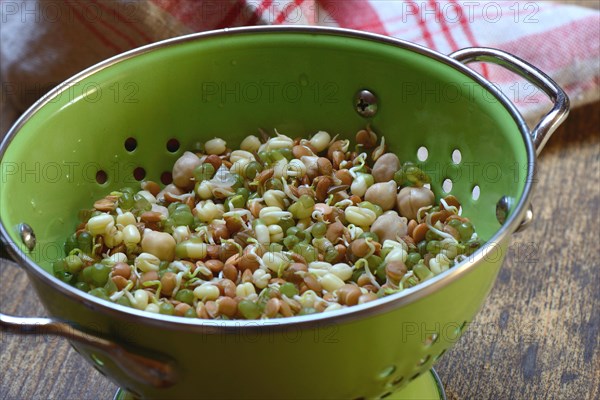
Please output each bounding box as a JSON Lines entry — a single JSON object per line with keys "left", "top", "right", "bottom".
{"left": 449, "top": 47, "right": 570, "bottom": 155}
{"left": 0, "top": 239, "right": 178, "bottom": 389}
{"left": 0, "top": 313, "right": 178, "bottom": 388}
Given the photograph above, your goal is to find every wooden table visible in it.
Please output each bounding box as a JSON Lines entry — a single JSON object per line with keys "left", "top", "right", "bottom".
{"left": 1, "top": 98, "right": 598, "bottom": 399}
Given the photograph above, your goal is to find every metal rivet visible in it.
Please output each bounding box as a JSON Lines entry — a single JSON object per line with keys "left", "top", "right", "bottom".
{"left": 377, "top": 365, "right": 396, "bottom": 380}
{"left": 418, "top": 355, "right": 431, "bottom": 366}
{"left": 515, "top": 204, "right": 534, "bottom": 233}
{"left": 496, "top": 196, "right": 511, "bottom": 225}
{"left": 355, "top": 89, "right": 378, "bottom": 117}
{"left": 18, "top": 223, "right": 36, "bottom": 251}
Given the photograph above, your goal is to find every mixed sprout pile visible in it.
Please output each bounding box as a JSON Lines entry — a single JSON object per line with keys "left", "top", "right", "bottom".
{"left": 54, "top": 127, "right": 481, "bottom": 319}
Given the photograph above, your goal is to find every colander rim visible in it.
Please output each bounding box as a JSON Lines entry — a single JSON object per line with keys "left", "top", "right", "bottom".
{"left": 0, "top": 25, "right": 535, "bottom": 332}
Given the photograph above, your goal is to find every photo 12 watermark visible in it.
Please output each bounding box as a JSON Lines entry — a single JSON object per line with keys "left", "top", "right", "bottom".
{"left": 222, "top": 1, "right": 543, "bottom": 25}
{"left": 398, "top": 80, "right": 543, "bottom": 106}
{"left": 419, "top": 160, "right": 537, "bottom": 186}
{"left": 200, "top": 80, "right": 340, "bottom": 105}
{"left": 1, "top": 81, "right": 140, "bottom": 105}
{"left": 1, "top": 1, "right": 141, "bottom": 24}
{"left": 0, "top": 1, "right": 543, "bottom": 27}
{"left": 385, "top": 1, "right": 541, "bottom": 24}
{"left": 0, "top": 160, "right": 145, "bottom": 186}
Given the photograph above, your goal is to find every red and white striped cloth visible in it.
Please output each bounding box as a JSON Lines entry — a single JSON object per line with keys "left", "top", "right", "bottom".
{"left": 1, "top": 1, "right": 598, "bottom": 132}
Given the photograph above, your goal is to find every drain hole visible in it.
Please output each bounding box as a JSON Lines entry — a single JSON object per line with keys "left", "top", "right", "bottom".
{"left": 95, "top": 170, "right": 107, "bottom": 184}
{"left": 377, "top": 365, "right": 396, "bottom": 380}
{"left": 166, "top": 138, "right": 180, "bottom": 153}
{"left": 124, "top": 137, "right": 137, "bottom": 152}
{"left": 417, "top": 146, "right": 428, "bottom": 161}
{"left": 496, "top": 196, "right": 511, "bottom": 225}
{"left": 133, "top": 167, "right": 146, "bottom": 181}
{"left": 409, "top": 372, "right": 420, "bottom": 382}
{"left": 418, "top": 355, "right": 431, "bottom": 366}
{"left": 460, "top": 320, "right": 469, "bottom": 332}
{"left": 472, "top": 185, "right": 480, "bottom": 200}
{"left": 442, "top": 178, "right": 453, "bottom": 193}
{"left": 161, "top": 171, "right": 173, "bottom": 185}
{"left": 392, "top": 376, "right": 404, "bottom": 386}
{"left": 424, "top": 332, "right": 439, "bottom": 347}
{"left": 452, "top": 149, "right": 462, "bottom": 164}
{"left": 433, "top": 348, "right": 447, "bottom": 361}
{"left": 90, "top": 353, "right": 104, "bottom": 366}
{"left": 450, "top": 324, "right": 461, "bottom": 340}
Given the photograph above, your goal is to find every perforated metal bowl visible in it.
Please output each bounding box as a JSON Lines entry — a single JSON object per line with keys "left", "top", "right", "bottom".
{"left": 0, "top": 26, "right": 568, "bottom": 399}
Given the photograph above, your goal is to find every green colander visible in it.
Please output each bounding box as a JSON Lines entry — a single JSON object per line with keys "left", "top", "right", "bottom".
{"left": 0, "top": 26, "right": 568, "bottom": 399}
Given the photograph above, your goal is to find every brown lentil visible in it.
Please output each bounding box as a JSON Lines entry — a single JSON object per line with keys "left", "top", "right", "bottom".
{"left": 140, "top": 271, "right": 159, "bottom": 285}
{"left": 111, "top": 275, "right": 128, "bottom": 291}
{"left": 337, "top": 284, "right": 362, "bottom": 306}
{"left": 443, "top": 224, "right": 461, "bottom": 240}
{"left": 222, "top": 263, "right": 238, "bottom": 282}
{"left": 351, "top": 238, "right": 372, "bottom": 258}
{"left": 412, "top": 223, "right": 429, "bottom": 243}
{"left": 357, "top": 274, "right": 372, "bottom": 287}
{"left": 441, "top": 194, "right": 461, "bottom": 209}
{"left": 292, "top": 144, "right": 314, "bottom": 158}
{"left": 335, "top": 169, "right": 353, "bottom": 186}
{"left": 160, "top": 272, "right": 177, "bottom": 296}
{"left": 141, "top": 181, "right": 161, "bottom": 196}
{"left": 205, "top": 259, "right": 224, "bottom": 274}
{"left": 278, "top": 300, "right": 294, "bottom": 317}
{"left": 217, "top": 297, "right": 238, "bottom": 318}
{"left": 211, "top": 224, "right": 230, "bottom": 242}
{"left": 264, "top": 298, "right": 281, "bottom": 318}
{"left": 175, "top": 303, "right": 191, "bottom": 317}
{"left": 112, "top": 262, "right": 131, "bottom": 279}
{"left": 315, "top": 176, "right": 333, "bottom": 202}
{"left": 94, "top": 197, "right": 117, "bottom": 212}
{"left": 356, "top": 128, "right": 378, "bottom": 148}
{"left": 218, "top": 279, "right": 237, "bottom": 298}
{"left": 304, "top": 275, "right": 323, "bottom": 294}
{"left": 407, "top": 219, "right": 417, "bottom": 237}
{"left": 196, "top": 303, "right": 209, "bottom": 319}
{"left": 241, "top": 269, "right": 253, "bottom": 284}
{"left": 386, "top": 261, "right": 407, "bottom": 283}
{"left": 204, "top": 154, "right": 223, "bottom": 170}
{"left": 431, "top": 210, "right": 452, "bottom": 225}
{"left": 358, "top": 293, "right": 379, "bottom": 304}
{"left": 140, "top": 211, "right": 163, "bottom": 223}
{"left": 238, "top": 254, "right": 260, "bottom": 271}
{"left": 205, "top": 301, "right": 219, "bottom": 319}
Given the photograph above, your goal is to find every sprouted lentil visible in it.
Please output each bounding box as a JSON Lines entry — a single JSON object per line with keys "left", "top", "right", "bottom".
{"left": 55, "top": 127, "right": 481, "bottom": 319}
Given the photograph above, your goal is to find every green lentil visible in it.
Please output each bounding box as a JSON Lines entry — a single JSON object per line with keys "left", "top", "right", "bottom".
{"left": 158, "top": 302, "right": 175, "bottom": 315}
{"left": 193, "top": 163, "right": 215, "bottom": 181}
{"left": 311, "top": 222, "right": 327, "bottom": 238}
{"left": 280, "top": 282, "right": 299, "bottom": 298}
{"left": 77, "top": 232, "right": 93, "bottom": 255}
{"left": 175, "top": 289, "right": 194, "bottom": 305}
{"left": 238, "top": 300, "right": 261, "bottom": 319}
{"left": 89, "top": 288, "right": 109, "bottom": 300}
{"left": 405, "top": 252, "right": 422, "bottom": 268}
